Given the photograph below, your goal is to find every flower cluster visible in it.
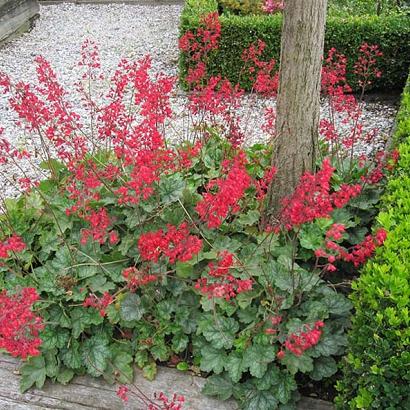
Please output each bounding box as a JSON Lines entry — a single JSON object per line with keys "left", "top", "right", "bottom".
{"left": 278, "top": 321, "right": 324, "bottom": 358}
{"left": 116, "top": 385, "right": 129, "bottom": 402}
{"left": 0, "top": 288, "right": 43, "bottom": 359}
{"left": 263, "top": 0, "right": 284, "bottom": 14}
{"left": 242, "top": 40, "right": 278, "bottom": 96}
{"left": 83, "top": 292, "right": 113, "bottom": 317}
{"left": 0, "top": 234, "right": 26, "bottom": 259}
{"left": 280, "top": 159, "right": 362, "bottom": 228}
{"left": 138, "top": 223, "right": 202, "bottom": 263}
{"left": 149, "top": 392, "right": 185, "bottom": 410}
{"left": 255, "top": 165, "right": 277, "bottom": 201}
{"left": 122, "top": 267, "right": 157, "bottom": 291}
{"left": 80, "top": 207, "right": 114, "bottom": 245}
{"left": 195, "top": 251, "right": 252, "bottom": 300}
{"left": 116, "top": 385, "right": 185, "bottom": 410}
{"left": 196, "top": 152, "right": 251, "bottom": 228}
{"left": 354, "top": 43, "right": 383, "bottom": 89}
{"left": 265, "top": 315, "right": 282, "bottom": 335}
{"left": 315, "top": 227, "right": 387, "bottom": 271}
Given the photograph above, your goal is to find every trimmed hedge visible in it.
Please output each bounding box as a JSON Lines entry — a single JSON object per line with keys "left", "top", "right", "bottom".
{"left": 179, "top": 0, "right": 410, "bottom": 91}
{"left": 335, "top": 72, "right": 410, "bottom": 409}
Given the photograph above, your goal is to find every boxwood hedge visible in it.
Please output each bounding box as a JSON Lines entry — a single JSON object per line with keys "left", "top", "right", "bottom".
{"left": 179, "top": 0, "right": 410, "bottom": 91}
{"left": 335, "top": 71, "right": 410, "bottom": 409}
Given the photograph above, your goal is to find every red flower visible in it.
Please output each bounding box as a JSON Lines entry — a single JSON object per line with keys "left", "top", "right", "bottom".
{"left": 138, "top": 223, "right": 202, "bottom": 263}
{"left": 0, "top": 234, "right": 26, "bottom": 259}
{"left": 122, "top": 267, "right": 157, "bottom": 291}
{"left": 283, "top": 321, "right": 324, "bottom": 357}
{"left": 0, "top": 288, "right": 43, "bottom": 359}
{"left": 83, "top": 292, "right": 113, "bottom": 317}
{"left": 196, "top": 152, "right": 251, "bottom": 228}
{"left": 116, "top": 385, "right": 129, "bottom": 402}
{"left": 195, "top": 251, "right": 252, "bottom": 300}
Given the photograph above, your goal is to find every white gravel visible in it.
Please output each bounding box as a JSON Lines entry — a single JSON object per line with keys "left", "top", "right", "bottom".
{"left": 0, "top": 3, "right": 399, "bottom": 198}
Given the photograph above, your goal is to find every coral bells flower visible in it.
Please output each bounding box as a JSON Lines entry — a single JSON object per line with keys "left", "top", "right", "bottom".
{"left": 345, "top": 228, "right": 387, "bottom": 267}
{"left": 283, "top": 321, "right": 324, "bottom": 357}
{"left": 0, "top": 234, "right": 26, "bottom": 259}
{"left": 263, "top": 0, "right": 284, "bottom": 14}
{"left": 116, "top": 385, "right": 129, "bottom": 402}
{"left": 255, "top": 165, "right": 277, "bottom": 201}
{"left": 122, "top": 267, "right": 157, "bottom": 291}
{"left": 196, "top": 152, "right": 251, "bottom": 229}
{"left": 150, "top": 392, "right": 185, "bottom": 410}
{"left": 83, "top": 292, "right": 113, "bottom": 317}
{"left": 354, "top": 43, "right": 383, "bottom": 88}
{"left": 138, "top": 223, "right": 202, "bottom": 263}
{"left": 80, "top": 207, "right": 113, "bottom": 245}
{"left": 195, "top": 251, "right": 252, "bottom": 300}
{"left": 280, "top": 159, "right": 361, "bottom": 229}
{"left": 0, "top": 288, "right": 44, "bottom": 359}
{"left": 326, "top": 223, "right": 346, "bottom": 241}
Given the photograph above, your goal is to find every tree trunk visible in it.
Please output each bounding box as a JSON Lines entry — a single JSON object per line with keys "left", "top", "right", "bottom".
{"left": 266, "top": 0, "right": 328, "bottom": 220}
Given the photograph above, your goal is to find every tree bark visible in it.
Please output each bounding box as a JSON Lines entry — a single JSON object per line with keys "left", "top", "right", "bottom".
{"left": 266, "top": 0, "right": 328, "bottom": 220}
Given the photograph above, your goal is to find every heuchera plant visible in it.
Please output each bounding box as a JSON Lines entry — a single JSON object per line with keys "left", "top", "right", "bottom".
{"left": 0, "top": 12, "right": 393, "bottom": 410}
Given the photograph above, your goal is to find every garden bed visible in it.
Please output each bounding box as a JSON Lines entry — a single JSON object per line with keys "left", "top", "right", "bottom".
{"left": 0, "top": 3, "right": 408, "bottom": 410}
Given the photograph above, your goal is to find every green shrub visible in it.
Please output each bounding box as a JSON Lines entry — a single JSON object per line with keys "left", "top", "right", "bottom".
{"left": 335, "top": 72, "right": 410, "bottom": 409}
{"left": 179, "top": 0, "right": 410, "bottom": 91}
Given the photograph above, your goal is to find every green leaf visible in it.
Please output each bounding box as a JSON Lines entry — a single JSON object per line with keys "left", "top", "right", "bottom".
{"left": 61, "top": 340, "right": 82, "bottom": 369}
{"left": 120, "top": 293, "right": 146, "bottom": 322}
{"left": 213, "top": 237, "right": 242, "bottom": 252}
{"left": 202, "top": 374, "right": 234, "bottom": 400}
{"left": 44, "top": 350, "right": 59, "bottom": 378}
{"left": 104, "top": 345, "right": 134, "bottom": 384}
{"left": 272, "top": 374, "right": 297, "bottom": 404}
{"left": 243, "top": 344, "right": 276, "bottom": 378}
{"left": 254, "top": 364, "right": 281, "bottom": 391}
{"left": 78, "top": 265, "right": 99, "bottom": 279}
{"left": 238, "top": 210, "right": 260, "bottom": 226}
{"left": 176, "top": 261, "right": 194, "bottom": 278}
{"left": 200, "top": 346, "right": 227, "bottom": 374}
{"left": 81, "top": 336, "right": 111, "bottom": 377}
{"left": 237, "top": 306, "right": 258, "bottom": 324}
{"left": 225, "top": 352, "right": 245, "bottom": 383}
{"left": 172, "top": 333, "right": 189, "bottom": 353}
{"left": 177, "top": 362, "right": 189, "bottom": 371}
{"left": 201, "top": 317, "right": 239, "bottom": 349}
{"left": 151, "top": 342, "right": 169, "bottom": 362}
{"left": 281, "top": 353, "right": 313, "bottom": 375}
{"left": 20, "top": 356, "right": 46, "bottom": 392}
{"left": 310, "top": 357, "right": 338, "bottom": 381}
{"left": 299, "top": 224, "right": 324, "bottom": 250}
{"left": 323, "top": 293, "right": 352, "bottom": 315}
{"left": 70, "top": 307, "right": 104, "bottom": 338}
{"left": 56, "top": 368, "right": 75, "bottom": 385}
{"left": 40, "top": 326, "right": 69, "bottom": 350}
{"left": 273, "top": 260, "right": 320, "bottom": 293}
{"left": 312, "top": 332, "right": 347, "bottom": 357}
{"left": 243, "top": 389, "right": 279, "bottom": 410}
{"left": 156, "top": 300, "right": 175, "bottom": 320}
{"left": 135, "top": 350, "right": 149, "bottom": 368}
{"left": 143, "top": 362, "right": 157, "bottom": 381}
{"left": 159, "top": 173, "right": 185, "bottom": 204}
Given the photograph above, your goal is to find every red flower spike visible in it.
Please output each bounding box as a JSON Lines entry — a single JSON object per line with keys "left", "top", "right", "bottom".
{"left": 0, "top": 288, "right": 43, "bottom": 359}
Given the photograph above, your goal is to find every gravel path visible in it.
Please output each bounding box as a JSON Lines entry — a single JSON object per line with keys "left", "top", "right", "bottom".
{"left": 0, "top": 3, "right": 399, "bottom": 197}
